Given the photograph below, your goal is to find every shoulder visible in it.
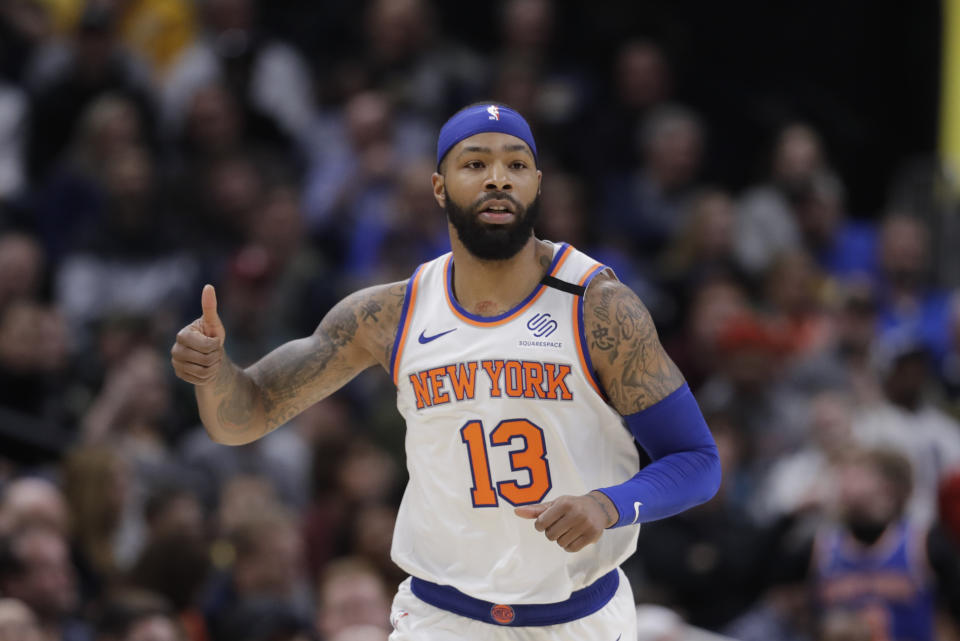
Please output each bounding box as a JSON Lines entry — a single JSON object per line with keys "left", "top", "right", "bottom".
{"left": 582, "top": 273, "right": 684, "bottom": 414}
{"left": 315, "top": 280, "right": 408, "bottom": 370}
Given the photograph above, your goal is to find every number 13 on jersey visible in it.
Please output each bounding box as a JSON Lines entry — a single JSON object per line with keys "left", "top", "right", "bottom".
{"left": 459, "top": 418, "right": 553, "bottom": 507}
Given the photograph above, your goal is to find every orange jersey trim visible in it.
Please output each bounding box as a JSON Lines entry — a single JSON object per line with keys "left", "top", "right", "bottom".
{"left": 572, "top": 263, "right": 607, "bottom": 399}
{"left": 391, "top": 264, "right": 425, "bottom": 385}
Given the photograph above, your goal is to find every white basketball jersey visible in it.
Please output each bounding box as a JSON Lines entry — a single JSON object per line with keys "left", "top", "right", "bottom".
{"left": 389, "top": 242, "right": 640, "bottom": 604}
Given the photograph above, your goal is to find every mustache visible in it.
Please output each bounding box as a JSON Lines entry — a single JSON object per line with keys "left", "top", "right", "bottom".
{"left": 472, "top": 192, "right": 522, "bottom": 211}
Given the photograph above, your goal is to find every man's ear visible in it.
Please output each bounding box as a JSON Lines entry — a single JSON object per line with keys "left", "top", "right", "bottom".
{"left": 537, "top": 168, "right": 543, "bottom": 195}
{"left": 432, "top": 172, "right": 446, "bottom": 208}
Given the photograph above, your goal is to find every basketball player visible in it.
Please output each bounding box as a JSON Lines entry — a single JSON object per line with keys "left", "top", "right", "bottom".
{"left": 171, "top": 103, "right": 722, "bottom": 640}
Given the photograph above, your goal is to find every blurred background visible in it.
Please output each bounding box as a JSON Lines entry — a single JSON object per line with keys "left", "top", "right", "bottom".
{"left": 1, "top": 0, "right": 960, "bottom": 640}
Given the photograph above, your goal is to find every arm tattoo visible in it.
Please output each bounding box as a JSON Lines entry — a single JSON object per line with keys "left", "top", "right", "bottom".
{"left": 585, "top": 278, "right": 684, "bottom": 414}
{"left": 246, "top": 281, "right": 407, "bottom": 432}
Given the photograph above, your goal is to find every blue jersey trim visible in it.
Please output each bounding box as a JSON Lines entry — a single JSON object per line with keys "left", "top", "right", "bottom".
{"left": 409, "top": 569, "right": 619, "bottom": 627}
{"left": 444, "top": 243, "right": 570, "bottom": 324}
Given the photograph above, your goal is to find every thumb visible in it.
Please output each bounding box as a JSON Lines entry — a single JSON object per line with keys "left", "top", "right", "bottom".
{"left": 514, "top": 503, "right": 550, "bottom": 519}
{"left": 200, "top": 284, "right": 224, "bottom": 339}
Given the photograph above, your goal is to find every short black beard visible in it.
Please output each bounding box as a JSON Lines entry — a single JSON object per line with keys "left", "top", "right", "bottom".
{"left": 445, "top": 191, "right": 540, "bottom": 260}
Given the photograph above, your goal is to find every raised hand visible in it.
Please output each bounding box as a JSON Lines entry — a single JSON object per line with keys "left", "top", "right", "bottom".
{"left": 171, "top": 284, "right": 226, "bottom": 385}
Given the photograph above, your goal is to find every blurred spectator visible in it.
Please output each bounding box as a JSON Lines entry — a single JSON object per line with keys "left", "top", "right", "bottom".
{"left": 302, "top": 439, "right": 399, "bottom": 583}
{"left": 81, "top": 346, "right": 175, "bottom": 452}
{"left": 62, "top": 446, "right": 145, "bottom": 588}
{"left": 301, "top": 90, "right": 432, "bottom": 271}
{"left": 354, "top": 156, "right": 448, "bottom": 284}
{"left": 853, "top": 331, "right": 960, "bottom": 525}
{"left": 586, "top": 39, "right": 672, "bottom": 175}
{"left": 658, "top": 189, "right": 743, "bottom": 326}
{"left": 771, "top": 448, "right": 960, "bottom": 641}
{"left": 602, "top": 104, "right": 705, "bottom": 252}
{"left": 664, "top": 274, "right": 751, "bottom": 391}
{"left": 95, "top": 590, "right": 185, "bottom": 641}
{"left": 763, "top": 249, "right": 834, "bottom": 359}
{"left": 696, "top": 312, "right": 808, "bottom": 477}
{"left": 161, "top": 0, "right": 313, "bottom": 143}
{"left": 179, "top": 401, "right": 312, "bottom": 509}
{"left": 785, "top": 280, "right": 883, "bottom": 405}
{"left": 127, "top": 532, "right": 210, "bottom": 641}
{"left": 343, "top": 502, "right": 402, "bottom": 590}
{"left": 27, "top": 4, "right": 156, "bottom": 181}
{"left": 0, "top": 524, "right": 93, "bottom": 641}
{"left": 490, "top": 0, "right": 590, "bottom": 163}
{"left": 755, "top": 391, "right": 855, "bottom": 522}
{"left": 127, "top": 490, "right": 210, "bottom": 641}
{"left": 631, "top": 416, "right": 778, "bottom": 631}
{"left": 54, "top": 144, "right": 198, "bottom": 351}
{"left": 660, "top": 188, "right": 738, "bottom": 286}
{"left": 0, "top": 299, "right": 70, "bottom": 418}
{"left": 170, "top": 81, "right": 291, "bottom": 172}
{"left": 0, "top": 230, "right": 45, "bottom": 311}
{"left": 315, "top": 558, "right": 391, "bottom": 641}
{"left": 875, "top": 213, "right": 955, "bottom": 364}
{"left": 202, "top": 507, "right": 311, "bottom": 641}
{"left": 0, "top": 597, "right": 43, "bottom": 641}
{"left": 33, "top": 93, "right": 145, "bottom": 265}
{"left": 734, "top": 123, "right": 828, "bottom": 276}
{"left": 363, "top": 0, "right": 485, "bottom": 122}
{"left": 0, "top": 0, "right": 54, "bottom": 84}
{"left": 0, "top": 477, "right": 69, "bottom": 537}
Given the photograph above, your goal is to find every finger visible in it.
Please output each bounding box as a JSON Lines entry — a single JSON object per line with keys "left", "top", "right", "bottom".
{"left": 563, "top": 534, "right": 590, "bottom": 553}
{"left": 177, "top": 325, "right": 221, "bottom": 354}
{"left": 544, "top": 513, "right": 579, "bottom": 542}
{"left": 514, "top": 503, "right": 550, "bottom": 520}
{"left": 200, "top": 284, "right": 224, "bottom": 339}
{"left": 534, "top": 502, "right": 567, "bottom": 533}
{"left": 557, "top": 527, "right": 583, "bottom": 548}
{"left": 172, "top": 343, "right": 222, "bottom": 367}
{"left": 172, "top": 364, "right": 212, "bottom": 385}
{"left": 173, "top": 361, "right": 218, "bottom": 381}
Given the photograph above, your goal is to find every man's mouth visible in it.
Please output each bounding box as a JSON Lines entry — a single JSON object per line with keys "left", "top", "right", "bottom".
{"left": 477, "top": 199, "right": 516, "bottom": 223}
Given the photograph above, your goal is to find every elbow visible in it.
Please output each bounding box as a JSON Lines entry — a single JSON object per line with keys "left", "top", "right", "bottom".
{"left": 696, "top": 445, "right": 723, "bottom": 505}
{"left": 202, "top": 422, "right": 266, "bottom": 447}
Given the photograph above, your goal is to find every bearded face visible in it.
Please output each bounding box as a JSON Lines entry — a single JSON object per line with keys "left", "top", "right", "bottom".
{"left": 445, "top": 190, "right": 541, "bottom": 261}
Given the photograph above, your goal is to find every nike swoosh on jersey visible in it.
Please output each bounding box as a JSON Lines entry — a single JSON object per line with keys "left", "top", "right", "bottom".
{"left": 418, "top": 328, "right": 458, "bottom": 344}
{"left": 633, "top": 501, "right": 643, "bottom": 524}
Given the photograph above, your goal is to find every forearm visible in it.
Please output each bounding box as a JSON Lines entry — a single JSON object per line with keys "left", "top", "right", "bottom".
{"left": 596, "top": 383, "right": 721, "bottom": 527}
{"left": 196, "top": 357, "right": 268, "bottom": 445}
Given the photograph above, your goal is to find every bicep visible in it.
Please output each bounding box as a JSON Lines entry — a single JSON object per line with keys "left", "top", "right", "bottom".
{"left": 245, "top": 287, "right": 394, "bottom": 427}
{"left": 583, "top": 277, "right": 684, "bottom": 415}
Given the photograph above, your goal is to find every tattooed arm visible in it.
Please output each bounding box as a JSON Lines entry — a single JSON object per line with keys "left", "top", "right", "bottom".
{"left": 583, "top": 272, "right": 684, "bottom": 415}
{"left": 192, "top": 281, "right": 406, "bottom": 445}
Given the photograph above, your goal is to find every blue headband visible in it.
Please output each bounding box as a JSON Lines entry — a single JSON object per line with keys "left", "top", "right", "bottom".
{"left": 436, "top": 104, "right": 538, "bottom": 167}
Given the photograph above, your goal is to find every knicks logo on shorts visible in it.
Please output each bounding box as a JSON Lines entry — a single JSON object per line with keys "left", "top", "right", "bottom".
{"left": 490, "top": 604, "right": 515, "bottom": 625}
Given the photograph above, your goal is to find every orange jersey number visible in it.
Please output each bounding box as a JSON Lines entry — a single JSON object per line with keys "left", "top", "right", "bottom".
{"left": 459, "top": 418, "right": 552, "bottom": 507}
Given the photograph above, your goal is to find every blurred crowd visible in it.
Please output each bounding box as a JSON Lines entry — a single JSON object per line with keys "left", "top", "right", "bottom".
{"left": 1, "top": 0, "right": 959, "bottom": 640}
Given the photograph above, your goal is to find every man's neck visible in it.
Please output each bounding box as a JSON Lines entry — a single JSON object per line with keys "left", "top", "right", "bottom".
{"left": 447, "top": 232, "right": 554, "bottom": 317}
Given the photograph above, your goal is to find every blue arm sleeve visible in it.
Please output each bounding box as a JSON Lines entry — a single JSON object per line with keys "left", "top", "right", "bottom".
{"left": 596, "top": 383, "right": 721, "bottom": 528}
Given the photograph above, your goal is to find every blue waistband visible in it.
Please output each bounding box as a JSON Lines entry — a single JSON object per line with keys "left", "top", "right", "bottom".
{"left": 409, "top": 569, "right": 619, "bottom": 627}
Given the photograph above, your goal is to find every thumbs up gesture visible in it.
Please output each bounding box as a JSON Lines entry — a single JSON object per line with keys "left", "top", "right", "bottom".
{"left": 171, "top": 284, "right": 226, "bottom": 385}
